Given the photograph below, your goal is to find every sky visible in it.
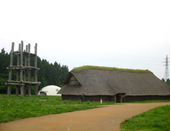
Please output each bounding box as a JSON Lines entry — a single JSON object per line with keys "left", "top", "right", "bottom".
{"left": 0, "top": 0, "right": 170, "bottom": 79}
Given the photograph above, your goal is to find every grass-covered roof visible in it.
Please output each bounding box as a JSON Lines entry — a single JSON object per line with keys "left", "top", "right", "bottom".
{"left": 72, "top": 65, "right": 152, "bottom": 73}
{"left": 59, "top": 65, "right": 170, "bottom": 96}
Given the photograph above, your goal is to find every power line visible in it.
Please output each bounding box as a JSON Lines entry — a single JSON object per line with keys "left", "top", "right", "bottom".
{"left": 163, "top": 55, "right": 170, "bottom": 81}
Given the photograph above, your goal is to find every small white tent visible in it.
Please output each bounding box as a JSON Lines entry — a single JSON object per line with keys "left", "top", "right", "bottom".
{"left": 38, "top": 85, "right": 61, "bottom": 96}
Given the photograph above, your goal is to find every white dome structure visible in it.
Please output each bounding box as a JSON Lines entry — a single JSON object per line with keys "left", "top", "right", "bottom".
{"left": 38, "top": 85, "right": 61, "bottom": 96}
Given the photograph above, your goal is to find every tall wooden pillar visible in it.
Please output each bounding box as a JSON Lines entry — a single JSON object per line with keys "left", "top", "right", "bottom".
{"left": 24, "top": 45, "right": 28, "bottom": 96}
{"left": 16, "top": 44, "right": 20, "bottom": 96}
{"left": 20, "top": 41, "right": 24, "bottom": 97}
{"left": 28, "top": 44, "right": 31, "bottom": 97}
{"left": 34, "top": 44, "right": 38, "bottom": 96}
{"left": 8, "top": 42, "right": 14, "bottom": 96}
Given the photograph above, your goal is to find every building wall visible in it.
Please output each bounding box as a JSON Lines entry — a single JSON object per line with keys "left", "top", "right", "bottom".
{"left": 122, "top": 95, "right": 170, "bottom": 102}
{"left": 62, "top": 95, "right": 170, "bottom": 102}
{"left": 62, "top": 95, "right": 115, "bottom": 102}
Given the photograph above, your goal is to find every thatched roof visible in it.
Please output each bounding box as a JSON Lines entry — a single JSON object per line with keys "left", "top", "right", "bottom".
{"left": 58, "top": 66, "right": 170, "bottom": 96}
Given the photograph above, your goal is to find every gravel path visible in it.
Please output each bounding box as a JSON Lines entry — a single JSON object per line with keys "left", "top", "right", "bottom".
{"left": 0, "top": 102, "right": 169, "bottom": 131}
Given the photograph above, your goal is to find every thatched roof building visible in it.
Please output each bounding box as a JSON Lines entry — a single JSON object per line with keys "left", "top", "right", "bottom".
{"left": 58, "top": 66, "right": 170, "bottom": 102}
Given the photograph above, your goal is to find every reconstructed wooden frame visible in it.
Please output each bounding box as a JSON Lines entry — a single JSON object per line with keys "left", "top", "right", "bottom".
{"left": 6, "top": 41, "right": 41, "bottom": 96}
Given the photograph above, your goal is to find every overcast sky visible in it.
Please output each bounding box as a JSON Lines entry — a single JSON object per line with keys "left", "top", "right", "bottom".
{"left": 0, "top": 0, "right": 170, "bottom": 79}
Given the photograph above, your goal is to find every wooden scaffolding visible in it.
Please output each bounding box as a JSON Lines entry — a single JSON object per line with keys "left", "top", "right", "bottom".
{"left": 6, "top": 41, "right": 41, "bottom": 96}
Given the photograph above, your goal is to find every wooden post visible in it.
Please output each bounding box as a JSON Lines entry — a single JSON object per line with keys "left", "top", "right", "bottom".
{"left": 20, "top": 41, "right": 24, "bottom": 97}
{"left": 120, "top": 96, "right": 122, "bottom": 103}
{"left": 28, "top": 44, "right": 31, "bottom": 97}
{"left": 114, "top": 95, "right": 117, "bottom": 102}
{"left": 16, "top": 86, "right": 19, "bottom": 96}
{"left": 20, "top": 86, "right": 24, "bottom": 96}
{"left": 8, "top": 42, "right": 14, "bottom": 96}
{"left": 24, "top": 45, "right": 28, "bottom": 81}
{"left": 34, "top": 43, "right": 38, "bottom": 96}
{"left": 24, "top": 45, "right": 28, "bottom": 96}
{"left": 16, "top": 44, "right": 20, "bottom": 96}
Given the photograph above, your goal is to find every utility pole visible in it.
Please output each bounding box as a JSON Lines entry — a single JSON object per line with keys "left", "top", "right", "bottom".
{"left": 164, "top": 55, "right": 170, "bottom": 82}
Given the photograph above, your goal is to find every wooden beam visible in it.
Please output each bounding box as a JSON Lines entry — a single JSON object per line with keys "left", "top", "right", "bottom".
{"left": 6, "top": 83, "right": 25, "bottom": 86}
{"left": 6, "top": 81, "right": 41, "bottom": 85}
{"left": 7, "top": 66, "right": 39, "bottom": 70}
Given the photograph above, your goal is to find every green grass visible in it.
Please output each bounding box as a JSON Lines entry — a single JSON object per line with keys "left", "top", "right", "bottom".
{"left": 72, "top": 65, "right": 151, "bottom": 73}
{"left": 0, "top": 94, "right": 116, "bottom": 123}
{"left": 120, "top": 105, "right": 170, "bottom": 131}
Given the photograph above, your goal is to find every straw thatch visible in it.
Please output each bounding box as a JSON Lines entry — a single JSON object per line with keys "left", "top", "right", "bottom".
{"left": 58, "top": 66, "right": 170, "bottom": 102}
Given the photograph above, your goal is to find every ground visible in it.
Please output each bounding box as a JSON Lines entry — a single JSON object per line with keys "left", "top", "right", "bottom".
{"left": 0, "top": 103, "right": 169, "bottom": 131}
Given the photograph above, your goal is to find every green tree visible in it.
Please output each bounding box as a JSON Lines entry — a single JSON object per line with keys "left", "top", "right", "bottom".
{"left": 161, "top": 78, "right": 170, "bottom": 85}
{"left": 166, "top": 79, "right": 170, "bottom": 85}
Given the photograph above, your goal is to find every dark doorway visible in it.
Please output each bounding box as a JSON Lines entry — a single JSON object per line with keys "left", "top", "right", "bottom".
{"left": 116, "top": 95, "right": 121, "bottom": 103}
{"left": 115, "top": 93, "right": 125, "bottom": 103}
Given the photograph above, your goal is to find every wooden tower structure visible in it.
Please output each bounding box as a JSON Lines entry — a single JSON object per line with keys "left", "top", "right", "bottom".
{"left": 6, "top": 41, "right": 41, "bottom": 96}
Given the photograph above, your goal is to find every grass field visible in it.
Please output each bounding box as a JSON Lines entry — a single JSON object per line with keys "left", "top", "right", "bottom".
{"left": 0, "top": 94, "right": 170, "bottom": 130}
{"left": 0, "top": 94, "right": 116, "bottom": 123}
{"left": 73, "top": 65, "right": 151, "bottom": 73}
{"left": 120, "top": 105, "right": 170, "bottom": 131}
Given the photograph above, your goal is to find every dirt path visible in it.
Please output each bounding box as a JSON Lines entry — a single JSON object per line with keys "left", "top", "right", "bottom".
{"left": 0, "top": 103, "right": 169, "bottom": 131}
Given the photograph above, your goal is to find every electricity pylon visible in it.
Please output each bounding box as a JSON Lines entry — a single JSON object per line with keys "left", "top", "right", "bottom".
{"left": 164, "top": 55, "right": 170, "bottom": 81}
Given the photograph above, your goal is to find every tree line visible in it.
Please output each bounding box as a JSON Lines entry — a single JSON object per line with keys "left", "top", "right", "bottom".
{"left": 0, "top": 48, "right": 69, "bottom": 94}
{"left": 161, "top": 78, "right": 170, "bottom": 85}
